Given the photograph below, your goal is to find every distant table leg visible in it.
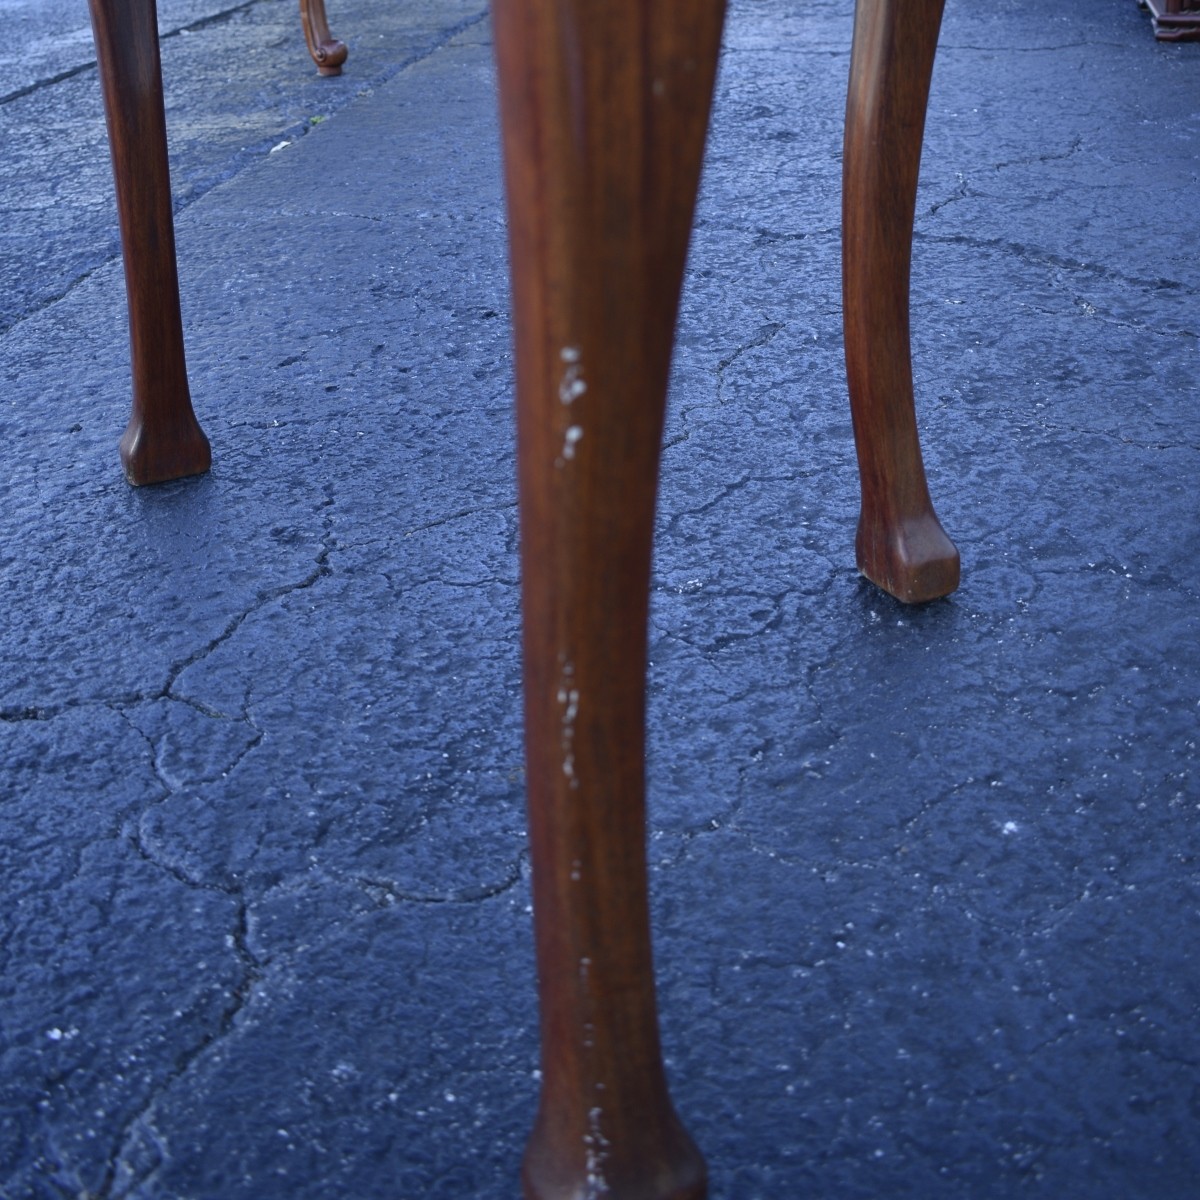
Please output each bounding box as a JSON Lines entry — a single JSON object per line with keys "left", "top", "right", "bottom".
{"left": 300, "top": 0, "right": 348, "bottom": 75}
{"left": 88, "top": 0, "right": 210, "bottom": 485}
{"left": 843, "top": 0, "right": 958, "bottom": 602}
{"left": 494, "top": 2, "right": 725, "bottom": 1196}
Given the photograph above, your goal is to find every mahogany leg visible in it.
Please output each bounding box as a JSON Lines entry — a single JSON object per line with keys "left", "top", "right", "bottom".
{"left": 843, "top": 0, "right": 959, "bottom": 603}
{"left": 88, "top": 0, "right": 210, "bottom": 486}
{"left": 299, "top": 0, "right": 348, "bottom": 76}
{"left": 493, "top": 3, "right": 725, "bottom": 1196}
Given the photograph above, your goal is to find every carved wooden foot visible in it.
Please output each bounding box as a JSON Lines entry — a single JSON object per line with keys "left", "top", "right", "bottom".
{"left": 300, "top": 0, "right": 348, "bottom": 76}
{"left": 1139, "top": 0, "right": 1200, "bottom": 41}
{"left": 88, "top": 0, "right": 211, "bottom": 486}
{"left": 843, "top": 0, "right": 958, "bottom": 603}
{"left": 494, "top": 2, "right": 725, "bottom": 1196}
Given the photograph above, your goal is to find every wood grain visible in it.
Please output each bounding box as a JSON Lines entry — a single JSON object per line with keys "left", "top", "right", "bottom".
{"left": 843, "top": 0, "right": 959, "bottom": 603}
{"left": 300, "top": 0, "right": 348, "bottom": 75}
{"left": 493, "top": 3, "right": 726, "bottom": 1195}
{"left": 88, "top": 0, "right": 211, "bottom": 486}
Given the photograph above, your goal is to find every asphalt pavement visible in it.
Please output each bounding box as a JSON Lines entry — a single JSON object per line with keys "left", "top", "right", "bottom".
{"left": 2, "top": 1, "right": 1198, "bottom": 1197}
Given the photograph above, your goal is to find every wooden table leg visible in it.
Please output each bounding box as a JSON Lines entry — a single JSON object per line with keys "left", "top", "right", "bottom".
{"left": 299, "top": 0, "right": 348, "bottom": 76}
{"left": 843, "top": 0, "right": 959, "bottom": 603}
{"left": 88, "top": 0, "right": 211, "bottom": 486}
{"left": 493, "top": 3, "right": 725, "bottom": 1196}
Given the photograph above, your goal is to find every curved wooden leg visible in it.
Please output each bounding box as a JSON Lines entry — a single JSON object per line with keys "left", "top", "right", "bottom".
{"left": 494, "top": 3, "right": 725, "bottom": 1196}
{"left": 87, "top": 0, "right": 210, "bottom": 486}
{"left": 843, "top": 0, "right": 959, "bottom": 603}
{"left": 299, "top": 0, "right": 348, "bottom": 76}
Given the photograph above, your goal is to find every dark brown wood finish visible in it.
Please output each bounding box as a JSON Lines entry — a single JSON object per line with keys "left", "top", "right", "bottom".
{"left": 87, "top": 0, "right": 211, "bottom": 486}
{"left": 493, "top": 3, "right": 725, "bottom": 1196}
{"left": 83, "top": 0, "right": 958, "bottom": 1189}
{"left": 843, "top": 0, "right": 959, "bottom": 603}
{"left": 300, "top": 0, "right": 348, "bottom": 75}
{"left": 1139, "top": 0, "right": 1200, "bottom": 41}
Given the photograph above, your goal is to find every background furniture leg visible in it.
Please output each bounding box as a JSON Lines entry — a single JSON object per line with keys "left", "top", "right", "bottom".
{"left": 300, "top": 0, "right": 348, "bottom": 75}
{"left": 88, "top": 0, "right": 210, "bottom": 486}
{"left": 843, "top": 0, "right": 959, "bottom": 603}
{"left": 493, "top": 3, "right": 725, "bottom": 1196}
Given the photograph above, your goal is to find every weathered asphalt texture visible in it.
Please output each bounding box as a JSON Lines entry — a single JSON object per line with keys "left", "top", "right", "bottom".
{"left": 2, "top": 1, "right": 1198, "bottom": 1196}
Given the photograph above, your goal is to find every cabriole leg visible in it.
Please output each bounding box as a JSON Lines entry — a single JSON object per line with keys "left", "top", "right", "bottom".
{"left": 299, "top": 0, "right": 348, "bottom": 76}
{"left": 87, "top": 0, "right": 210, "bottom": 485}
{"left": 493, "top": 3, "right": 725, "bottom": 1196}
{"left": 843, "top": 0, "right": 958, "bottom": 603}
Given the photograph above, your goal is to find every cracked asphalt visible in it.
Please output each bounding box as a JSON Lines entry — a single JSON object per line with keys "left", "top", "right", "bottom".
{"left": 2, "top": 0, "right": 1198, "bottom": 1196}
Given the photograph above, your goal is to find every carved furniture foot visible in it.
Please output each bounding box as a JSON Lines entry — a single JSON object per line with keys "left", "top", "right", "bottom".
{"left": 300, "top": 0, "right": 349, "bottom": 76}
{"left": 493, "top": 1, "right": 726, "bottom": 1196}
{"left": 843, "top": 0, "right": 959, "bottom": 603}
{"left": 1139, "top": 0, "right": 1200, "bottom": 41}
{"left": 87, "top": 0, "right": 211, "bottom": 485}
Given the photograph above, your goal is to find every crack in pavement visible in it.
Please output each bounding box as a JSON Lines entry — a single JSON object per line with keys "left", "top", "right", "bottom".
{"left": 163, "top": 487, "right": 337, "bottom": 705}
{"left": 347, "top": 858, "right": 527, "bottom": 908}
{"left": 402, "top": 500, "right": 518, "bottom": 538}
{"left": 94, "top": 718, "right": 262, "bottom": 1199}
{"left": 0, "top": 1, "right": 260, "bottom": 105}
{"left": 990, "top": 135, "right": 1085, "bottom": 174}
{"left": 93, "top": 897, "right": 259, "bottom": 1200}
{"left": 1033, "top": 419, "right": 1200, "bottom": 456}
{"left": 937, "top": 41, "right": 1126, "bottom": 53}
{"left": 912, "top": 230, "right": 1199, "bottom": 298}
{"left": 716, "top": 322, "right": 787, "bottom": 405}
{"left": 18, "top": 493, "right": 342, "bottom": 1196}
{"left": 1, "top": 3, "right": 492, "bottom": 336}
{"left": 658, "top": 470, "right": 813, "bottom": 542}
{"left": 1011, "top": 297, "right": 1200, "bottom": 345}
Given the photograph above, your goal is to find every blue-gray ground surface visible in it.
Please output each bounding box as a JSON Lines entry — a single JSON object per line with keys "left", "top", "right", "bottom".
{"left": 1, "top": 0, "right": 1198, "bottom": 1196}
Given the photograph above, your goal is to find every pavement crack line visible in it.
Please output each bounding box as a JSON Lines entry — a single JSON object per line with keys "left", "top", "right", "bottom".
{"left": 346, "top": 858, "right": 526, "bottom": 907}
{"left": 991, "top": 134, "right": 1084, "bottom": 173}
{"left": 715, "top": 321, "right": 786, "bottom": 404}
{"left": 3, "top": 3, "right": 491, "bottom": 335}
{"left": 926, "top": 176, "right": 973, "bottom": 217}
{"left": 912, "top": 230, "right": 1199, "bottom": 299}
{"left": 936, "top": 41, "right": 1119, "bottom": 54}
{"left": 91, "top": 465, "right": 522, "bottom": 1181}
{"left": 0, "top": 703, "right": 63, "bottom": 722}
{"left": 1, "top": 257, "right": 118, "bottom": 339}
{"left": 0, "top": 1, "right": 259, "bottom": 107}
{"left": 658, "top": 471, "right": 802, "bottom": 541}
{"left": 1, "top": 60, "right": 98, "bottom": 106}
{"left": 93, "top": 899, "right": 260, "bottom": 1200}
{"left": 99, "top": 714, "right": 263, "bottom": 1200}
{"left": 1068, "top": 299, "right": 1199, "bottom": 343}
{"left": 1015, "top": 298, "right": 1200, "bottom": 345}
{"left": 686, "top": 220, "right": 839, "bottom": 248}
{"left": 718, "top": 44, "right": 850, "bottom": 59}
{"left": 1035, "top": 419, "right": 1200, "bottom": 456}
{"left": 402, "top": 499, "right": 518, "bottom": 538}
{"left": 160, "top": 491, "right": 336, "bottom": 701}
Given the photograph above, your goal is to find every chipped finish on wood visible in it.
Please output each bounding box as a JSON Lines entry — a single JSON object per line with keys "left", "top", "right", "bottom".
{"left": 493, "top": 2, "right": 725, "bottom": 1196}
{"left": 300, "top": 0, "right": 348, "bottom": 76}
{"left": 843, "top": 0, "right": 959, "bottom": 603}
{"left": 87, "top": 0, "right": 211, "bottom": 486}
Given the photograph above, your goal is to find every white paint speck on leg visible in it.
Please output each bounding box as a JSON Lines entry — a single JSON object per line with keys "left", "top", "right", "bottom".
{"left": 562, "top": 425, "right": 584, "bottom": 460}
{"left": 583, "top": 1105, "right": 611, "bottom": 1196}
{"left": 557, "top": 666, "right": 580, "bottom": 790}
{"left": 558, "top": 347, "right": 587, "bottom": 406}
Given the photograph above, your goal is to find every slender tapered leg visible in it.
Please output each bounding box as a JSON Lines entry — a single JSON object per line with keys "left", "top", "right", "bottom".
{"left": 299, "top": 0, "right": 348, "bottom": 76}
{"left": 843, "top": 0, "right": 959, "bottom": 603}
{"left": 493, "top": 3, "right": 724, "bottom": 1196}
{"left": 88, "top": 0, "right": 210, "bottom": 485}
